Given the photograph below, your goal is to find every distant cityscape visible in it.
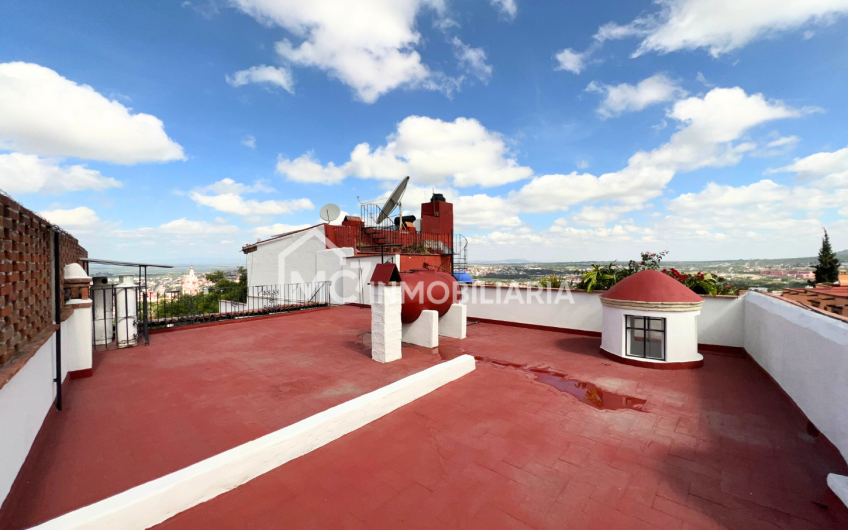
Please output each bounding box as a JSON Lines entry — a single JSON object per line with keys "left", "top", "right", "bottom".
{"left": 86, "top": 250, "right": 848, "bottom": 296}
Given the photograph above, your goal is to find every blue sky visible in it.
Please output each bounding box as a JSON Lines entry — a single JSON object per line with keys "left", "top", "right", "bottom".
{"left": 2, "top": 0, "right": 848, "bottom": 264}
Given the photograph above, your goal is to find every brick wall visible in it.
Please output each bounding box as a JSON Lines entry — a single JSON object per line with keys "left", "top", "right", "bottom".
{"left": 0, "top": 194, "right": 88, "bottom": 364}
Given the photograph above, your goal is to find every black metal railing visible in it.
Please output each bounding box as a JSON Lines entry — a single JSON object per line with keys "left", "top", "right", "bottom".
{"left": 91, "top": 281, "right": 331, "bottom": 346}
{"left": 326, "top": 222, "right": 469, "bottom": 273}
{"left": 147, "top": 281, "right": 331, "bottom": 329}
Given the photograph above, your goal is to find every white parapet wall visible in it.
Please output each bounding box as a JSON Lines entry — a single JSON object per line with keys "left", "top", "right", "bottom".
{"left": 0, "top": 306, "right": 92, "bottom": 506}
{"left": 744, "top": 292, "right": 848, "bottom": 463}
{"left": 29, "top": 355, "right": 477, "bottom": 530}
{"left": 458, "top": 285, "right": 745, "bottom": 348}
{"left": 698, "top": 295, "right": 746, "bottom": 348}
{"left": 459, "top": 285, "right": 603, "bottom": 333}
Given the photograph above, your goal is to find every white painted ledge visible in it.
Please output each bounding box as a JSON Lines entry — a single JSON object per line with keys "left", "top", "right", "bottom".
{"left": 828, "top": 474, "right": 848, "bottom": 510}
{"left": 402, "top": 310, "right": 438, "bottom": 348}
{"left": 29, "top": 355, "right": 477, "bottom": 530}
{"left": 439, "top": 304, "right": 466, "bottom": 339}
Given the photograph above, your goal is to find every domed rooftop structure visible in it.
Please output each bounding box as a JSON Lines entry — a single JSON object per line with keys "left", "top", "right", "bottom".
{"left": 600, "top": 270, "right": 703, "bottom": 310}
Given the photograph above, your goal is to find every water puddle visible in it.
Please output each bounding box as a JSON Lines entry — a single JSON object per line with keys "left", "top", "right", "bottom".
{"left": 356, "top": 331, "right": 645, "bottom": 412}
{"left": 474, "top": 355, "right": 647, "bottom": 412}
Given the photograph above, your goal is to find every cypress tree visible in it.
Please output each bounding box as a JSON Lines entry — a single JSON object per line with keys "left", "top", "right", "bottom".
{"left": 813, "top": 228, "right": 840, "bottom": 284}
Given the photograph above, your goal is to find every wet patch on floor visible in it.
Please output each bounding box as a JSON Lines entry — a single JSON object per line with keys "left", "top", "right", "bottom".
{"left": 474, "top": 354, "right": 647, "bottom": 412}
{"left": 355, "top": 331, "right": 646, "bottom": 412}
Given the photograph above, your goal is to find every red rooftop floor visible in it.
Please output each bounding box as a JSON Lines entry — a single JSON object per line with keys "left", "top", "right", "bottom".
{"left": 3, "top": 306, "right": 848, "bottom": 530}
{"left": 0, "top": 306, "right": 444, "bottom": 529}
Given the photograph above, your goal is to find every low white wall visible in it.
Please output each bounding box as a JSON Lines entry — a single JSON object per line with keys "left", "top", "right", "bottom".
{"left": 458, "top": 285, "right": 745, "bottom": 347}
{"left": 697, "top": 296, "right": 745, "bottom": 347}
{"left": 0, "top": 307, "right": 92, "bottom": 506}
{"left": 744, "top": 293, "right": 848, "bottom": 463}
{"left": 460, "top": 285, "right": 603, "bottom": 333}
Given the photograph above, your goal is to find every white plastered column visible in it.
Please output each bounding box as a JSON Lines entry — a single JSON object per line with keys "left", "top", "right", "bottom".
{"left": 439, "top": 304, "right": 466, "bottom": 339}
{"left": 370, "top": 283, "right": 402, "bottom": 363}
{"left": 402, "top": 310, "right": 439, "bottom": 348}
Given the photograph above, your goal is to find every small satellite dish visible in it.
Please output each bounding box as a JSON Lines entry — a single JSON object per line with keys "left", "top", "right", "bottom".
{"left": 319, "top": 203, "right": 341, "bottom": 223}
{"left": 376, "top": 176, "right": 410, "bottom": 225}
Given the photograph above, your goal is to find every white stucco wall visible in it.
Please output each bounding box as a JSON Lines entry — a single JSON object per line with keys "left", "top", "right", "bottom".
{"left": 246, "top": 227, "right": 326, "bottom": 288}
{"left": 317, "top": 248, "right": 355, "bottom": 305}
{"left": 457, "top": 285, "right": 745, "bottom": 347}
{"left": 0, "top": 308, "right": 91, "bottom": 506}
{"left": 601, "top": 306, "right": 701, "bottom": 364}
{"left": 459, "top": 285, "right": 603, "bottom": 332}
{"left": 744, "top": 292, "right": 848, "bottom": 463}
{"left": 343, "top": 255, "right": 399, "bottom": 306}
{"left": 697, "top": 296, "right": 745, "bottom": 347}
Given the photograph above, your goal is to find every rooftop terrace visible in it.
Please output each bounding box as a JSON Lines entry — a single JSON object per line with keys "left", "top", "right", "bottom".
{"left": 2, "top": 306, "right": 846, "bottom": 529}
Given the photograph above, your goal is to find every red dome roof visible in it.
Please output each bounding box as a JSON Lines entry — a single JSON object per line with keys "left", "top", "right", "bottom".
{"left": 600, "top": 270, "right": 703, "bottom": 304}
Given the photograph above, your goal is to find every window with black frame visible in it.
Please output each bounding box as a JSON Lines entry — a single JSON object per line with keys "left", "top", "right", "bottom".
{"left": 625, "top": 315, "right": 666, "bottom": 361}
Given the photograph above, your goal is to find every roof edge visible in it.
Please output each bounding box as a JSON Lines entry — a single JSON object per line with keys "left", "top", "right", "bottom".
{"left": 242, "top": 224, "right": 324, "bottom": 253}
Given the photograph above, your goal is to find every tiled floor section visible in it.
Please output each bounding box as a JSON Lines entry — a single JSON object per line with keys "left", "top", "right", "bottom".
{"left": 155, "top": 320, "right": 848, "bottom": 529}
{"left": 0, "top": 306, "right": 445, "bottom": 529}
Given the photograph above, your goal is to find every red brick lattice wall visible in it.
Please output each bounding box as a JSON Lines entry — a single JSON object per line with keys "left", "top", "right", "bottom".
{"left": 0, "top": 194, "right": 88, "bottom": 364}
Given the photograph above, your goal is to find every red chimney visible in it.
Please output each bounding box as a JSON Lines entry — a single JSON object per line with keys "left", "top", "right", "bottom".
{"left": 420, "top": 193, "right": 453, "bottom": 235}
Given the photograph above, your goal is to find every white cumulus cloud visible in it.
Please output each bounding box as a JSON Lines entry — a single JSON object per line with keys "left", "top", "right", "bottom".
{"left": 0, "top": 62, "right": 184, "bottom": 164}
{"left": 0, "top": 153, "right": 121, "bottom": 195}
{"left": 226, "top": 65, "right": 295, "bottom": 94}
{"left": 511, "top": 87, "right": 799, "bottom": 212}
{"left": 771, "top": 145, "right": 848, "bottom": 179}
{"left": 230, "top": 0, "right": 450, "bottom": 103}
{"left": 279, "top": 116, "right": 533, "bottom": 188}
{"left": 490, "top": 0, "right": 517, "bottom": 20}
{"left": 586, "top": 73, "right": 687, "bottom": 118}
{"left": 451, "top": 37, "right": 493, "bottom": 83}
{"left": 596, "top": 0, "right": 848, "bottom": 57}
{"left": 188, "top": 178, "right": 313, "bottom": 220}
{"left": 554, "top": 48, "right": 589, "bottom": 74}
{"left": 276, "top": 152, "right": 349, "bottom": 185}
{"left": 39, "top": 206, "right": 104, "bottom": 233}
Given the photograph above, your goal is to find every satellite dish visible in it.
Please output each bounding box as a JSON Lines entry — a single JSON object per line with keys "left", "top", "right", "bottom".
{"left": 376, "top": 176, "right": 409, "bottom": 225}
{"left": 319, "top": 203, "right": 341, "bottom": 223}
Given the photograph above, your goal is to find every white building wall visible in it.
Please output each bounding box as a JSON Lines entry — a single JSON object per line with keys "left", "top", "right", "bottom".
{"left": 343, "top": 255, "right": 399, "bottom": 306}
{"left": 743, "top": 293, "right": 848, "bottom": 463}
{"left": 245, "top": 226, "right": 326, "bottom": 288}
{"left": 317, "top": 248, "right": 355, "bottom": 305}
{"left": 0, "top": 308, "right": 91, "bottom": 506}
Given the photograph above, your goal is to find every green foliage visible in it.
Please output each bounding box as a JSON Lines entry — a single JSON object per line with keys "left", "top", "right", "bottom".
{"left": 537, "top": 275, "right": 563, "bottom": 288}
{"left": 813, "top": 228, "right": 840, "bottom": 284}
{"left": 578, "top": 250, "right": 740, "bottom": 295}
{"left": 576, "top": 263, "right": 626, "bottom": 292}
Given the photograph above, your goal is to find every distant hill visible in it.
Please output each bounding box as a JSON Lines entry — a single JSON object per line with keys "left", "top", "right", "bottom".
{"left": 470, "top": 250, "right": 848, "bottom": 268}
{"left": 472, "top": 259, "right": 533, "bottom": 264}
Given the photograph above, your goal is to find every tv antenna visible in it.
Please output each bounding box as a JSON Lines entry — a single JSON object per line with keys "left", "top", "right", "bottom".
{"left": 376, "top": 176, "right": 409, "bottom": 227}
{"left": 319, "top": 203, "right": 341, "bottom": 223}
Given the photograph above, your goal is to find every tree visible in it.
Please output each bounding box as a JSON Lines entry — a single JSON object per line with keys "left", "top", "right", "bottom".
{"left": 813, "top": 228, "right": 840, "bottom": 284}
{"left": 538, "top": 275, "right": 563, "bottom": 288}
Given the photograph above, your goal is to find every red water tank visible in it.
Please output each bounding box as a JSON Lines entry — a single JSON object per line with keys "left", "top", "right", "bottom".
{"left": 399, "top": 267, "right": 460, "bottom": 323}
